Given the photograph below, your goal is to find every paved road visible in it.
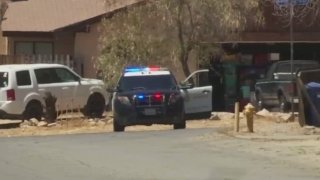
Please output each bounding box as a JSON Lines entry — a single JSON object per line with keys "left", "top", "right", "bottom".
{"left": 0, "top": 128, "right": 319, "bottom": 180}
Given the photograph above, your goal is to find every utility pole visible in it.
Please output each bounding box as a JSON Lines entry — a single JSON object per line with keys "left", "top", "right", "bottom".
{"left": 289, "top": 0, "right": 295, "bottom": 119}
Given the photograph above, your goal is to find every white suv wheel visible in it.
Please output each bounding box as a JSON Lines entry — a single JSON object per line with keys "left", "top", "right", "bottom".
{"left": 24, "top": 101, "right": 43, "bottom": 121}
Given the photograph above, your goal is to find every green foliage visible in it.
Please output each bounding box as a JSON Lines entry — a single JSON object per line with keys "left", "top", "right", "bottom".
{"left": 264, "top": 0, "right": 320, "bottom": 26}
{"left": 98, "top": 0, "right": 262, "bottom": 87}
{"left": 0, "top": 1, "right": 8, "bottom": 26}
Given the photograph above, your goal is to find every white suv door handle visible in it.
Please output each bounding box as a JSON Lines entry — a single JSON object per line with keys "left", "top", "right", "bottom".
{"left": 62, "top": 87, "right": 69, "bottom": 90}
{"left": 202, "top": 90, "right": 210, "bottom": 94}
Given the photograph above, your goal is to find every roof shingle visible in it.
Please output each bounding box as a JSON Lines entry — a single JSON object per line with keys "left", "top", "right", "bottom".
{"left": 2, "top": 0, "right": 142, "bottom": 32}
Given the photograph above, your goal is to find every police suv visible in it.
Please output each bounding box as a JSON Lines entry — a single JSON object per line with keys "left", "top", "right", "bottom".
{"left": 111, "top": 66, "right": 213, "bottom": 132}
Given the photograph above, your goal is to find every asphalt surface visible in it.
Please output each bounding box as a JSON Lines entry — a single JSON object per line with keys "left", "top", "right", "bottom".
{"left": 0, "top": 128, "right": 319, "bottom": 180}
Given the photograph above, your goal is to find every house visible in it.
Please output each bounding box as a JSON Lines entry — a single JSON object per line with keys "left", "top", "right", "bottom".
{"left": 1, "top": 0, "right": 143, "bottom": 78}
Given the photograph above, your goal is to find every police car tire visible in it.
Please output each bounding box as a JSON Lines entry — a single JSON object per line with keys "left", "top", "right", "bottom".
{"left": 174, "top": 111, "right": 186, "bottom": 129}
{"left": 113, "top": 118, "right": 125, "bottom": 132}
{"left": 174, "top": 115, "right": 186, "bottom": 129}
{"left": 174, "top": 121, "right": 186, "bottom": 129}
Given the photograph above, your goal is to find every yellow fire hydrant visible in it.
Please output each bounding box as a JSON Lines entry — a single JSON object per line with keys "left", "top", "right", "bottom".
{"left": 243, "top": 103, "right": 256, "bottom": 133}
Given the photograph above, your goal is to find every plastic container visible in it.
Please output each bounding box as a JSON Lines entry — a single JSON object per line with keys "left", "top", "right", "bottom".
{"left": 305, "top": 82, "right": 320, "bottom": 126}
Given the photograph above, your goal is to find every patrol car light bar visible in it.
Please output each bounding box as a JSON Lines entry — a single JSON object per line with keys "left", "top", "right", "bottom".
{"left": 124, "top": 66, "right": 165, "bottom": 73}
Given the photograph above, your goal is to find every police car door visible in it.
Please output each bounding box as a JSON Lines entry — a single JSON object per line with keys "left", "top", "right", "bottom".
{"left": 181, "top": 69, "right": 212, "bottom": 114}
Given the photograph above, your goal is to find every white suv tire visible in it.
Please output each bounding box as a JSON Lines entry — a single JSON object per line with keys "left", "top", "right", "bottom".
{"left": 23, "top": 100, "right": 43, "bottom": 121}
{"left": 84, "top": 93, "right": 105, "bottom": 118}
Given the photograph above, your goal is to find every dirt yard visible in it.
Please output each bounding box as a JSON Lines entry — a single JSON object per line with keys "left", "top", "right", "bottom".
{"left": 0, "top": 112, "right": 227, "bottom": 137}
{"left": 0, "top": 111, "right": 318, "bottom": 138}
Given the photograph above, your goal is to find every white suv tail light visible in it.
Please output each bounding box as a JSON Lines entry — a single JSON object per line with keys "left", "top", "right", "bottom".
{"left": 6, "top": 89, "right": 15, "bottom": 101}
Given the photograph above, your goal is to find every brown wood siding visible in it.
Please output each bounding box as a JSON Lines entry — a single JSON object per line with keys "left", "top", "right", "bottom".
{"left": 0, "top": 34, "right": 7, "bottom": 54}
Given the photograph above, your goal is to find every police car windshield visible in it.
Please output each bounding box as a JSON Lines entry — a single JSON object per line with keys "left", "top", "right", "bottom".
{"left": 119, "top": 75, "right": 177, "bottom": 91}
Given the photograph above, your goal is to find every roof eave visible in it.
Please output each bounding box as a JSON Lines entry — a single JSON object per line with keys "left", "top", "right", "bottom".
{"left": 53, "top": 14, "right": 106, "bottom": 32}
{"left": 2, "top": 31, "right": 54, "bottom": 37}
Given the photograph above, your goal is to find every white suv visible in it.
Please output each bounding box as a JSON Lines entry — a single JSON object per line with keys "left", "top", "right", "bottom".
{"left": 0, "top": 64, "right": 108, "bottom": 121}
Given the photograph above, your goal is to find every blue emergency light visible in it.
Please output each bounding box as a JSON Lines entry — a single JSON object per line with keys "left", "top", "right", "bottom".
{"left": 124, "top": 66, "right": 144, "bottom": 73}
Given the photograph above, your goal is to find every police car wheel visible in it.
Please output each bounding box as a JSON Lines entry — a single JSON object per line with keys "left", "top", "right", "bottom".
{"left": 174, "top": 121, "right": 186, "bottom": 129}
{"left": 173, "top": 114, "right": 186, "bottom": 129}
{"left": 173, "top": 112, "right": 186, "bottom": 129}
{"left": 113, "top": 118, "right": 125, "bottom": 132}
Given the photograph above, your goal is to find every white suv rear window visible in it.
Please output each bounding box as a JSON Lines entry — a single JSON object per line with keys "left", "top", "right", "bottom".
{"left": 0, "top": 72, "right": 8, "bottom": 87}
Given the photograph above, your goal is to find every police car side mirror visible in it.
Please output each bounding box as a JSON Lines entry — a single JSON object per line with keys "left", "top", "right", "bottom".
{"left": 179, "top": 82, "right": 193, "bottom": 89}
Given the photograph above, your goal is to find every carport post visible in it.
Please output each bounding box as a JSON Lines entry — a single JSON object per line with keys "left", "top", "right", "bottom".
{"left": 289, "top": 0, "right": 295, "bottom": 120}
{"left": 234, "top": 102, "right": 240, "bottom": 132}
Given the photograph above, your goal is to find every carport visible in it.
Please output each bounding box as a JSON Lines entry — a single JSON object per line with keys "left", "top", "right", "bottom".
{"left": 219, "top": 41, "right": 320, "bottom": 111}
